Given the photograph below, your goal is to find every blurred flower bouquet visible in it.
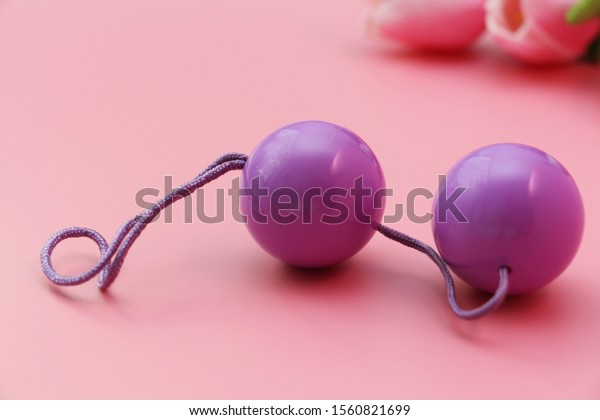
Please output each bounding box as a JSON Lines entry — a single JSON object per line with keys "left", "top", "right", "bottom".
{"left": 366, "top": 0, "right": 600, "bottom": 64}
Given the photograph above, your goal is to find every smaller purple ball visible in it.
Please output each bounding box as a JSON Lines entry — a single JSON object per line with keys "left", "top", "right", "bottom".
{"left": 241, "top": 121, "right": 385, "bottom": 267}
{"left": 432, "top": 143, "right": 584, "bottom": 295}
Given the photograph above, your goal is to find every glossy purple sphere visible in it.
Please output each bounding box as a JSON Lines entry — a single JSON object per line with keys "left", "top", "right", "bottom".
{"left": 241, "top": 121, "right": 385, "bottom": 267}
{"left": 432, "top": 143, "right": 584, "bottom": 295}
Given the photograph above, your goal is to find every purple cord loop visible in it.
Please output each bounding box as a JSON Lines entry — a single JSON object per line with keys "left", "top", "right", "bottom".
{"left": 376, "top": 224, "right": 509, "bottom": 319}
{"left": 40, "top": 153, "right": 248, "bottom": 290}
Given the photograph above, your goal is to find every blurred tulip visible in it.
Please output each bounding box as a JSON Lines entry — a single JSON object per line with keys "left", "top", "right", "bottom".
{"left": 366, "top": 0, "right": 487, "bottom": 51}
{"left": 486, "top": 0, "right": 600, "bottom": 64}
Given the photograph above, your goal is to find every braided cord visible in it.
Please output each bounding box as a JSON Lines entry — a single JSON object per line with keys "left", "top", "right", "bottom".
{"left": 376, "top": 224, "right": 509, "bottom": 319}
{"left": 40, "top": 153, "right": 248, "bottom": 290}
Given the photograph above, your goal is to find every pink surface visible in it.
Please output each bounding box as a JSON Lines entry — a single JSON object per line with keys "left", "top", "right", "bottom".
{"left": 1, "top": 0, "right": 599, "bottom": 399}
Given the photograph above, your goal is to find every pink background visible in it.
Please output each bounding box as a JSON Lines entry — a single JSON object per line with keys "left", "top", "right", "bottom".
{"left": 1, "top": 0, "right": 599, "bottom": 399}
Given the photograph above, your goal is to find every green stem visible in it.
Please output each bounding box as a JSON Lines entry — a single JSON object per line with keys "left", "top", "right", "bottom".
{"left": 567, "top": 0, "right": 600, "bottom": 24}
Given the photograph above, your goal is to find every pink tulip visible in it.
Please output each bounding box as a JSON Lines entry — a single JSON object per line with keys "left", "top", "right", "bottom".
{"left": 486, "top": 0, "right": 600, "bottom": 64}
{"left": 366, "top": 0, "right": 487, "bottom": 51}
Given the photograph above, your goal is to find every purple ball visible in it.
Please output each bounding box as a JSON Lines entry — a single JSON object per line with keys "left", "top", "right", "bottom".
{"left": 241, "top": 121, "right": 385, "bottom": 267}
{"left": 432, "top": 143, "right": 584, "bottom": 295}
